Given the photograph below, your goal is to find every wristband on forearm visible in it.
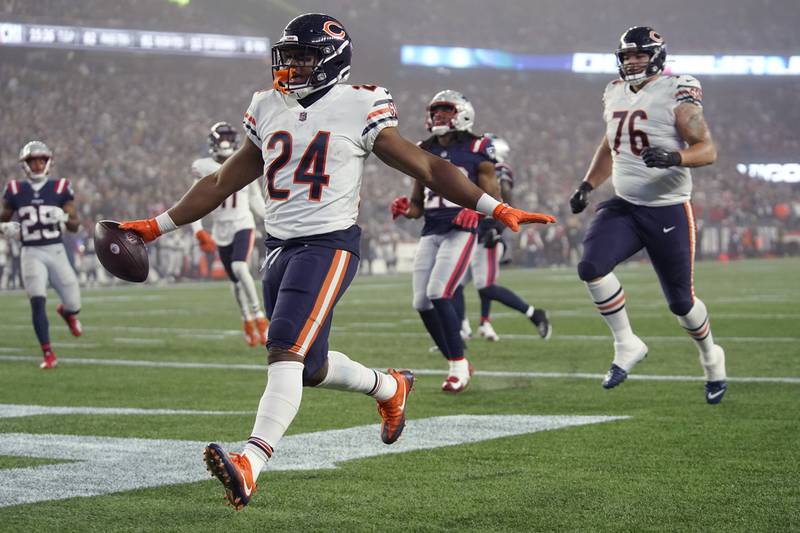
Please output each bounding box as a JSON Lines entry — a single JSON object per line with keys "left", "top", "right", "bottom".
{"left": 475, "top": 193, "right": 501, "bottom": 216}
{"left": 155, "top": 211, "right": 178, "bottom": 234}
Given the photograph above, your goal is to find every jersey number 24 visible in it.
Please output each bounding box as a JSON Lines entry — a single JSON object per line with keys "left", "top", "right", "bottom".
{"left": 264, "top": 130, "right": 330, "bottom": 202}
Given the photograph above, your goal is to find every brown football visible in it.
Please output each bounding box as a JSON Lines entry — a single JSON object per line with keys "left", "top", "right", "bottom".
{"left": 94, "top": 220, "right": 149, "bottom": 283}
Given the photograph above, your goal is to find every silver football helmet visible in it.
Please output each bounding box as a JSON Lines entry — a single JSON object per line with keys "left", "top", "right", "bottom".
{"left": 425, "top": 90, "right": 475, "bottom": 136}
{"left": 19, "top": 141, "right": 53, "bottom": 182}
{"left": 485, "top": 133, "right": 510, "bottom": 163}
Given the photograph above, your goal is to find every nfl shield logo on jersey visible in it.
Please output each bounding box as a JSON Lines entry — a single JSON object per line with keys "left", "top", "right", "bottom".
{"left": 299, "top": 112, "right": 307, "bottom": 122}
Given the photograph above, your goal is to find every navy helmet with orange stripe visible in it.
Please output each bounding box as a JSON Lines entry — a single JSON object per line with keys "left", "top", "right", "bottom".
{"left": 616, "top": 26, "right": 667, "bottom": 84}
{"left": 19, "top": 141, "right": 53, "bottom": 182}
{"left": 271, "top": 13, "right": 352, "bottom": 100}
{"left": 207, "top": 122, "right": 239, "bottom": 161}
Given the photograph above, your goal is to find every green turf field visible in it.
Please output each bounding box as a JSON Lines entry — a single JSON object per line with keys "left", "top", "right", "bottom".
{"left": 1, "top": 258, "right": 798, "bottom": 532}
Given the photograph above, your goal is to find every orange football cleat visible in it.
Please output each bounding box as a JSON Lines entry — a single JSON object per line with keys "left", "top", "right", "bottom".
{"left": 255, "top": 317, "right": 269, "bottom": 346}
{"left": 376, "top": 369, "right": 414, "bottom": 444}
{"left": 203, "top": 444, "right": 257, "bottom": 510}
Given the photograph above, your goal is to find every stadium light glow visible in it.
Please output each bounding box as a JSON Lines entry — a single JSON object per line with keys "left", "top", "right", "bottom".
{"left": 736, "top": 163, "right": 800, "bottom": 183}
{"left": 402, "top": 45, "right": 800, "bottom": 76}
{"left": 0, "top": 21, "right": 268, "bottom": 58}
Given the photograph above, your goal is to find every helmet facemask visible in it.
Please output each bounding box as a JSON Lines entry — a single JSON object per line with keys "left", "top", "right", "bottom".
{"left": 427, "top": 103, "right": 458, "bottom": 136}
{"left": 19, "top": 141, "right": 53, "bottom": 183}
{"left": 272, "top": 41, "right": 350, "bottom": 100}
{"left": 616, "top": 49, "right": 662, "bottom": 84}
{"left": 22, "top": 156, "right": 51, "bottom": 182}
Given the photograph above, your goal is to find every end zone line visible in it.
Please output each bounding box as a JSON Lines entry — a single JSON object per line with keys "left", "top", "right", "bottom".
{"left": 0, "top": 355, "right": 798, "bottom": 384}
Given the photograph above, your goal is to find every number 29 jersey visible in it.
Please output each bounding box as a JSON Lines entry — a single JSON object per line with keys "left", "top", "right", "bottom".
{"left": 3, "top": 178, "right": 73, "bottom": 247}
{"left": 242, "top": 84, "right": 398, "bottom": 241}
{"left": 603, "top": 75, "right": 703, "bottom": 206}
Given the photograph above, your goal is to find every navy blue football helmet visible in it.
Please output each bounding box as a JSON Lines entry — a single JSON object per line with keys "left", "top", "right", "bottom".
{"left": 271, "top": 13, "right": 352, "bottom": 99}
{"left": 208, "top": 122, "right": 238, "bottom": 161}
{"left": 616, "top": 26, "right": 666, "bottom": 83}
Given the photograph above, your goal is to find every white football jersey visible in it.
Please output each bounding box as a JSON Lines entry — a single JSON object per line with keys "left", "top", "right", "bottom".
{"left": 603, "top": 75, "right": 703, "bottom": 206}
{"left": 242, "top": 84, "right": 398, "bottom": 240}
{"left": 189, "top": 157, "right": 266, "bottom": 246}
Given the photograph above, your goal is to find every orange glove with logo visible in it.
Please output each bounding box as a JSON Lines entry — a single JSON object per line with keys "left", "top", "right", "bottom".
{"left": 118, "top": 218, "right": 161, "bottom": 243}
{"left": 492, "top": 203, "right": 556, "bottom": 232}
{"left": 195, "top": 229, "right": 216, "bottom": 252}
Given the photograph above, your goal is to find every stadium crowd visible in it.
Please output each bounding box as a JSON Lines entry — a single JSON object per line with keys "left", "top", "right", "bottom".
{"left": 1, "top": 0, "right": 798, "bottom": 286}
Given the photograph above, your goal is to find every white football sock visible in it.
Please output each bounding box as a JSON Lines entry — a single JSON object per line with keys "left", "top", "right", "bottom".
{"left": 317, "top": 351, "right": 397, "bottom": 401}
{"left": 677, "top": 298, "right": 726, "bottom": 380}
{"left": 232, "top": 261, "right": 263, "bottom": 318}
{"left": 586, "top": 273, "right": 636, "bottom": 344}
{"left": 676, "top": 298, "right": 715, "bottom": 353}
{"left": 245, "top": 360, "right": 303, "bottom": 480}
{"left": 525, "top": 306, "right": 534, "bottom": 318}
{"left": 230, "top": 281, "right": 252, "bottom": 321}
{"left": 449, "top": 358, "right": 469, "bottom": 378}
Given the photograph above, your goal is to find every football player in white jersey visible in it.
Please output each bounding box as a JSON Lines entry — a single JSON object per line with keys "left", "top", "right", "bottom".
{"left": 569, "top": 27, "right": 727, "bottom": 404}
{"left": 1, "top": 141, "right": 83, "bottom": 369}
{"left": 190, "top": 122, "right": 269, "bottom": 347}
{"left": 454, "top": 133, "right": 552, "bottom": 343}
{"left": 120, "top": 13, "right": 554, "bottom": 509}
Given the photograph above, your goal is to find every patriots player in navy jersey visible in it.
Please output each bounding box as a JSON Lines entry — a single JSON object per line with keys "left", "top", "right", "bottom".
{"left": 453, "top": 134, "right": 552, "bottom": 342}
{"left": 0, "top": 141, "right": 83, "bottom": 369}
{"left": 391, "top": 90, "right": 498, "bottom": 392}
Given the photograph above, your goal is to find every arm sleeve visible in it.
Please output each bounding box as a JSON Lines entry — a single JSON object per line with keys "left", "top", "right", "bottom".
{"left": 242, "top": 94, "right": 263, "bottom": 150}
{"left": 674, "top": 76, "right": 703, "bottom": 107}
{"left": 359, "top": 87, "right": 399, "bottom": 153}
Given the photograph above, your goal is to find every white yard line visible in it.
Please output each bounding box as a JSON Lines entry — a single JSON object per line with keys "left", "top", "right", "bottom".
{"left": 0, "top": 354, "right": 797, "bottom": 384}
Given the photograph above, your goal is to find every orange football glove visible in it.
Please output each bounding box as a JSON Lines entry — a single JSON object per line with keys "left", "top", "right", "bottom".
{"left": 492, "top": 203, "right": 556, "bottom": 232}
{"left": 195, "top": 229, "right": 217, "bottom": 253}
{"left": 118, "top": 218, "right": 161, "bottom": 243}
{"left": 452, "top": 208, "right": 480, "bottom": 230}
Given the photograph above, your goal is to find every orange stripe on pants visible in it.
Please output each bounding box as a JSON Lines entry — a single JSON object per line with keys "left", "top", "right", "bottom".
{"left": 291, "top": 250, "right": 351, "bottom": 356}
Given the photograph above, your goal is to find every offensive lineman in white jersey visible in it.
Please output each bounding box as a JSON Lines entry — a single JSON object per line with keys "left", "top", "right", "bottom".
{"left": 190, "top": 122, "right": 269, "bottom": 347}
{"left": 120, "top": 13, "right": 554, "bottom": 509}
{"left": 569, "top": 26, "right": 727, "bottom": 403}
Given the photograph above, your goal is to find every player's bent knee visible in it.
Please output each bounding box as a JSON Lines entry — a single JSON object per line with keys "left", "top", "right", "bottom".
{"left": 577, "top": 261, "right": 607, "bottom": 282}
{"left": 426, "top": 281, "right": 447, "bottom": 301}
{"left": 267, "top": 346, "right": 303, "bottom": 365}
{"left": 669, "top": 300, "right": 694, "bottom": 317}
{"left": 303, "top": 360, "right": 328, "bottom": 387}
{"left": 231, "top": 261, "right": 251, "bottom": 280}
{"left": 413, "top": 293, "right": 432, "bottom": 311}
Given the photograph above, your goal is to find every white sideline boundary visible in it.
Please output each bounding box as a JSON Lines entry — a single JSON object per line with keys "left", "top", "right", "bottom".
{"left": 0, "top": 354, "right": 798, "bottom": 384}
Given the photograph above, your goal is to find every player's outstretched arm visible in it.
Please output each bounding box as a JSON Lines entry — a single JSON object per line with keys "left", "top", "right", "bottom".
{"left": 674, "top": 103, "right": 716, "bottom": 167}
{"left": 121, "top": 139, "right": 264, "bottom": 241}
{"left": 374, "top": 127, "right": 554, "bottom": 231}
{"left": 570, "top": 136, "right": 613, "bottom": 214}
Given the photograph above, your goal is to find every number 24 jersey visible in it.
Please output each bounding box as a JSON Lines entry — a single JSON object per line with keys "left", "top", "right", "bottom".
{"left": 242, "top": 84, "right": 398, "bottom": 240}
